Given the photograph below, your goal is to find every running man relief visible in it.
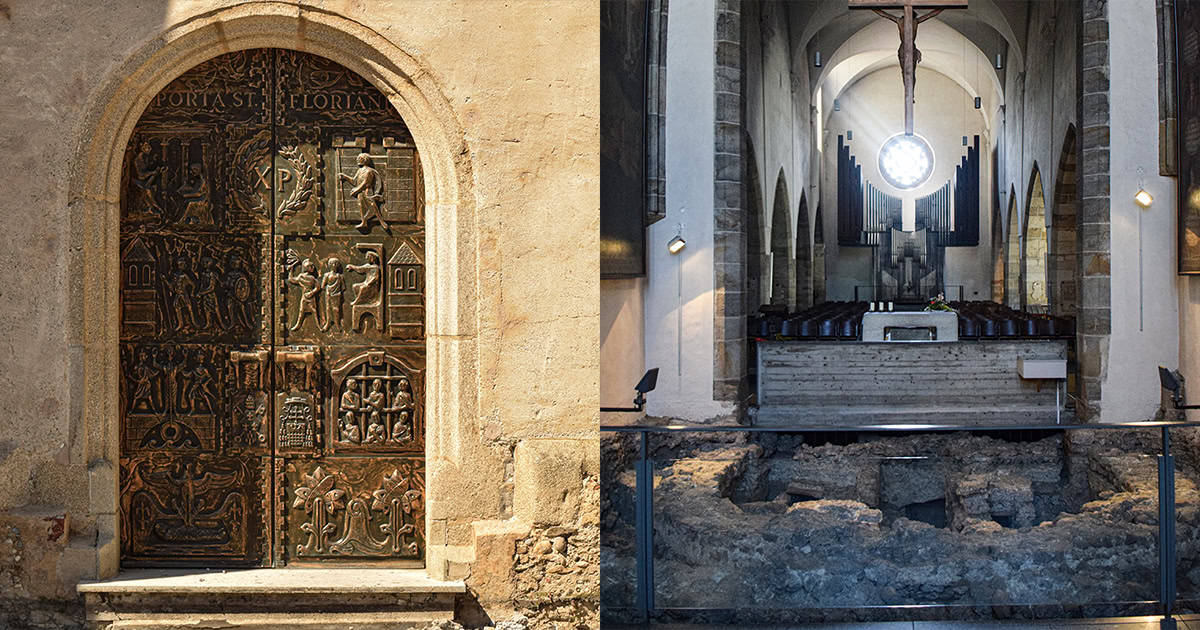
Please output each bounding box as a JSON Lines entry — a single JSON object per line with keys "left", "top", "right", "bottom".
{"left": 119, "top": 49, "right": 425, "bottom": 567}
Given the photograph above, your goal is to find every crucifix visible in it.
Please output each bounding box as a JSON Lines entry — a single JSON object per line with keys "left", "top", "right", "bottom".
{"left": 849, "top": 0, "right": 967, "bottom": 135}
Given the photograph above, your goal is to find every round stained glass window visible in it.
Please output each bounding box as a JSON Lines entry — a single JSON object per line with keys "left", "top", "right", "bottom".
{"left": 878, "top": 134, "right": 934, "bottom": 190}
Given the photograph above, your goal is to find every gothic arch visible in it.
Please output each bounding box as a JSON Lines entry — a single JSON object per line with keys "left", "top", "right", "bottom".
{"left": 769, "top": 170, "right": 794, "bottom": 309}
{"left": 1023, "top": 165, "right": 1049, "bottom": 310}
{"left": 795, "top": 193, "right": 813, "bottom": 309}
{"left": 1005, "top": 186, "right": 1021, "bottom": 308}
{"left": 1049, "top": 125, "right": 1079, "bottom": 317}
{"left": 991, "top": 194, "right": 1006, "bottom": 302}
{"left": 66, "top": 4, "right": 475, "bottom": 579}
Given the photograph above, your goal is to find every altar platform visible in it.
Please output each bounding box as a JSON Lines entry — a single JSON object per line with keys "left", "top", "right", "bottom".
{"left": 752, "top": 301, "right": 1073, "bottom": 426}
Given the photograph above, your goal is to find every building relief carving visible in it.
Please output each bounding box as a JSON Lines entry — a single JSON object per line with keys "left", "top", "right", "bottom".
{"left": 119, "top": 48, "right": 425, "bottom": 567}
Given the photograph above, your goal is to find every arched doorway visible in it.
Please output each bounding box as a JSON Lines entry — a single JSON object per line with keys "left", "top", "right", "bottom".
{"left": 769, "top": 171, "right": 793, "bottom": 309}
{"left": 119, "top": 49, "right": 425, "bottom": 567}
{"left": 1005, "top": 189, "right": 1020, "bottom": 308}
{"left": 813, "top": 206, "right": 826, "bottom": 304}
{"left": 1049, "top": 126, "right": 1079, "bottom": 317}
{"left": 795, "top": 193, "right": 813, "bottom": 309}
{"left": 1024, "top": 166, "right": 1049, "bottom": 310}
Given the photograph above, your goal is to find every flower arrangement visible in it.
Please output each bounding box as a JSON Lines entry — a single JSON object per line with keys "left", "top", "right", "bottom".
{"left": 924, "top": 293, "right": 954, "bottom": 312}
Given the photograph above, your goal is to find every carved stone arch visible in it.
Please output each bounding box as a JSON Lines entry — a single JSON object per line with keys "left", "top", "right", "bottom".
{"left": 769, "top": 170, "right": 794, "bottom": 309}
{"left": 66, "top": 4, "right": 475, "bottom": 579}
{"left": 795, "top": 193, "right": 813, "bottom": 309}
{"left": 1022, "top": 164, "right": 1048, "bottom": 310}
{"left": 1005, "top": 185, "right": 1021, "bottom": 308}
{"left": 1049, "top": 125, "right": 1079, "bottom": 317}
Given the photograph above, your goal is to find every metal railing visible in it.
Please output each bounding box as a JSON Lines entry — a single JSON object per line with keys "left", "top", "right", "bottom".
{"left": 600, "top": 420, "right": 1200, "bottom": 627}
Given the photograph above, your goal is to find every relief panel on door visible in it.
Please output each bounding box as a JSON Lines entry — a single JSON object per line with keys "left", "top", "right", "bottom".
{"left": 120, "top": 48, "right": 425, "bottom": 567}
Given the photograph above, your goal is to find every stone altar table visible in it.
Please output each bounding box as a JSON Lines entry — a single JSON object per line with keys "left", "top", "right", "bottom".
{"left": 861, "top": 310, "right": 959, "bottom": 342}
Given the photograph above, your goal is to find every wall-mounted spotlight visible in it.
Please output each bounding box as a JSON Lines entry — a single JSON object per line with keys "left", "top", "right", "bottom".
{"left": 1135, "top": 167, "right": 1154, "bottom": 208}
{"left": 833, "top": 99, "right": 841, "bottom": 112}
{"left": 846, "top": 130, "right": 853, "bottom": 141}
{"left": 962, "top": 135, "right": 968, "bottom": 146}
{"left": 974, "top": 96, "right": 982, "bottom": 110}
{"left": 814, "top": 51, "right": 822, "bottom": 68}
{"left": 668, "top": 234, "right": 686, "bottom": 254}
{"left": 995, "top": 53, "right": 1004, "bottom": 70}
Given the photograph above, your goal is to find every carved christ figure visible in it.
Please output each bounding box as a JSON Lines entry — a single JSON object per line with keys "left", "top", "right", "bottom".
{"left": 872, "top": 6, "right": 942, "bottom": 112}
{"left": 338, "top": 153, "right": 389, "bottom": 230}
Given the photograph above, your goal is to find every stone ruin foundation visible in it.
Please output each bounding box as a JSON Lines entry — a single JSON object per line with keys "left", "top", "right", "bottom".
{"left": 601, "top": 428, "right": 1200, "bottom": 624}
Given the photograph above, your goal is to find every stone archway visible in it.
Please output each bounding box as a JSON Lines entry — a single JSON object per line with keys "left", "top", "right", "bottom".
{"left": 795, "top": 194, "right": 813, "bottom": 309}
{"left": 66, "top": 4, "right": 476, "bottom": 580}
{"left": 1005, "top": 189, "right": 1021, "bottom": 309}
{"left": 769, "top": 171, "right": 794, "bottom": 309}
{"left": 1023, "top": 166, "right": 1049, "bottom": 310}
{"left": 1049, "top": 126, "right": 1079, "bottom": 317}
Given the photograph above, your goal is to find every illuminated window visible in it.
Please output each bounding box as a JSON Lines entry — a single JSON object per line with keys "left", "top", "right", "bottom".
{"left": 878, "top": 134, "right": 934, "bottom": 190}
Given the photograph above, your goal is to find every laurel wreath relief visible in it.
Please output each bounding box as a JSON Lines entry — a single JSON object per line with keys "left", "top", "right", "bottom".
{"left": 277, "top": 146, "right": 316, "bottom": 219}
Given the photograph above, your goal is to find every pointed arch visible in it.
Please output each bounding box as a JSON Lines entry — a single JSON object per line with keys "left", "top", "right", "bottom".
{"left": 991, "top": 194, "right": 1006, "bottom": 303}
{"left": 769, "top": 170, "right": 794, "bottom": 309}
{"left": 65, "top": 4, "right": 476, "bottom": 579}
{"left": 1023, "top": 164, "right": 1049, "bottom": 309}
{"left": 795, "top": 193, "right": 813, "bottom": 309}
{"left": 1049, "top": 125, "right": 1079, "bottom": 317}
{"left": 1005, "top": 185, "right": 1021, "bottom": 308}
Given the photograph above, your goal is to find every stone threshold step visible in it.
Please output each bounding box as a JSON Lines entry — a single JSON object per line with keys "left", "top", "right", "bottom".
{"left": 78, "top": 567, "right": 465, "bottom": 594}
{"left": 96, "top": 611, "right": 451, "bottom": 629}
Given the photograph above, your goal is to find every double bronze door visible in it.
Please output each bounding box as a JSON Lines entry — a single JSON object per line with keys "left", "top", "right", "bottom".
{"left": 119, "top": 49, "right": 425, "bottom": 567}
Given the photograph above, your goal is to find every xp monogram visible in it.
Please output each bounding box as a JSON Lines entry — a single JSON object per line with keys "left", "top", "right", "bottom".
{"left": 119, "top": 49, "right": 425, "bottom": 567}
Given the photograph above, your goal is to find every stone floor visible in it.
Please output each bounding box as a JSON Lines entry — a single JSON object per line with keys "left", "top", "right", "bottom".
{"left": 606, "top": 615, "right": 1200, "bottom": 629}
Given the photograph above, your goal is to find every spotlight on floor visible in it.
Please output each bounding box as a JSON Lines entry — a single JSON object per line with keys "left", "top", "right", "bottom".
{"left": 1160, "top": 366, "right": 1200, "bottom": 410}
{"left": 601, "top": 368, "right": 659, "bottom": 413}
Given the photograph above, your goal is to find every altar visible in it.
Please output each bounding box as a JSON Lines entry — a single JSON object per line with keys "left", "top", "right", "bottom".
{"left": 861, "top": 310, "right": 958, "bottom": 342}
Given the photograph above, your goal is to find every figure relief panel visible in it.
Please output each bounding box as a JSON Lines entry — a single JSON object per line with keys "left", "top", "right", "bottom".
{"left": 120, "top": 453, "right": 268, "bottom": 566}
{"left": 120, "top": 48, "right": 425, "bottom": 567}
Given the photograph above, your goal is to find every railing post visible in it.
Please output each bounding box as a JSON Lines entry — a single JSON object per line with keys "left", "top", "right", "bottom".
{"left": 1159, "top": 425, "right": 1177, "bottom": 629}
{"left": 635, "top": 430, "right": 655, "bottom": 622}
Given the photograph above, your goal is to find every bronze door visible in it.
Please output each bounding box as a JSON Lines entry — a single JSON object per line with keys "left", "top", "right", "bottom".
{"left": 119, "top": 49, "right": 425, "bottom": 568}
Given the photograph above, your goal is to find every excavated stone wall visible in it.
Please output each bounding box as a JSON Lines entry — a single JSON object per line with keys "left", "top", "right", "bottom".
{"left": 601, "top": 429, "right": 1200, "bottom": 623}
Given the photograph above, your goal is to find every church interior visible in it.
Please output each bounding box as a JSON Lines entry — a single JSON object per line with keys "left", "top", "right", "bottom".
{"left": 601, "top": 0, "right": 1200, "bottom": 624}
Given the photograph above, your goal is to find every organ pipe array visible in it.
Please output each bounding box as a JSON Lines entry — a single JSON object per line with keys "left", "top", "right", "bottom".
{"left": 835, "top": 134, "right": 981, "bottom": 300}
